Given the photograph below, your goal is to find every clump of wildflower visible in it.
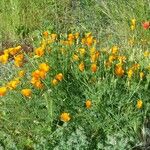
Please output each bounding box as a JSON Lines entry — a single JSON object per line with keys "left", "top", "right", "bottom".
{"left": 60, "top": 112, "right": 71, "bottom": 122}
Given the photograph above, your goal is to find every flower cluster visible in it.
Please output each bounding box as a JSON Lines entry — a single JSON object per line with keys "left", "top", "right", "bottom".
{"left": 0, "top": 26, "right": 149, "bottom": 123}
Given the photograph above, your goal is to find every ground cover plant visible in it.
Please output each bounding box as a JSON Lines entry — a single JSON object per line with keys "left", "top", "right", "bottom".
{"left": 0, "top": 0, "right": 150, "bottom": 149}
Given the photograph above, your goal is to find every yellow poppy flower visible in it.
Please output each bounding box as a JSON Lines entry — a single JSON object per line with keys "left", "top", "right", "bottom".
{"left": 52, "top": 79, "right": 58, "bottom": 86}
{"left": 60, "top": 112, "right": 71, "bottom": 122}
{"left": 14, "top": 60, "right": 23, "bottom": 67}
{"left": 7, "top": 79, "right": 20, "bottom": 90}
{"left": 34, "top": 80, "right": 44, "bottom": 89}
{"left": 131, "top": 63, "right": 140, "bottom": 71}
{"left": 51, "top": 34, "right": 58, "bottom": 41}
{"left": 43, "top": 31, "right": 49, "bottom": 37}
{"left": 39, "top": 63, "right": 50, "bottom": 73}
{"left": 55, "top": 73, "right": 63, "bottom": 81}
{"left": 75, "top": 32, "right": 79, "bottom": 39}
{"left": 127, "top": 69, "right": 133, "bottom": 79}
{"left": 32, "top": 70, "right": 46, "bottom": 80}
{"left": 31, "top": 77, "right": 39, "bottom": 85}
{"left": 0, "top": 87, "right": 7, "bottom": 96}
{"left": 86, "top": 100, "right": 92, "bottom": 108}
{"left": 86, "top": 36, "right": 93, "bottom": 46}
{"left": 109, "top": 55, "right": 116, "bottom": 63}
{"left": 73, "top": 54, "right": 79, "bottom": 61}
{"left": 144, "top": 51, "right": 149, "bottom": 57}
{"left": 115, "top": 64, "right": 124, "bottom": 77}
{"left": 118, "top": 56, "right": 126, "bottom": 63}
{"left": 79, "top": 62, "right": 85, "bottom": 72}
{"left": 79, "top": 48, "right": 86, "bottom": 57}
{"left": 105, "top": 60, "right": 112, "bottom": 68}
{"left": 131, "top": 19, "right": 136, "bottom": 30}
{"left": 9, "top": 46, "right": 22, "bottom": 55}
{"left": 68, "top": 33, "right": 75, "bottom": 41}
{"left": 90, "top": 47, "right": 96, "bottom": 55}
{"left": 21, "top": 89, "right": 32, "bottom": 97}
{"left": 91, "top": 63, "right": 97, "bottom": 73}
{"left": 18, "top": 70, "right": 25, "bottom": 78}
{"left": 111, "top": 46, "right": 118, "bottom": 54}
{"left": 137, "top": 99, "right": 143, "bottom": 109}
{"left": 0, "top": 54, "right": 9, "bottom": 64}
{"left": 35, "top": 47, "right": 45, "bottom": 57}
{"left": 140, "top": 72, "right": 144, "bottom": 80}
